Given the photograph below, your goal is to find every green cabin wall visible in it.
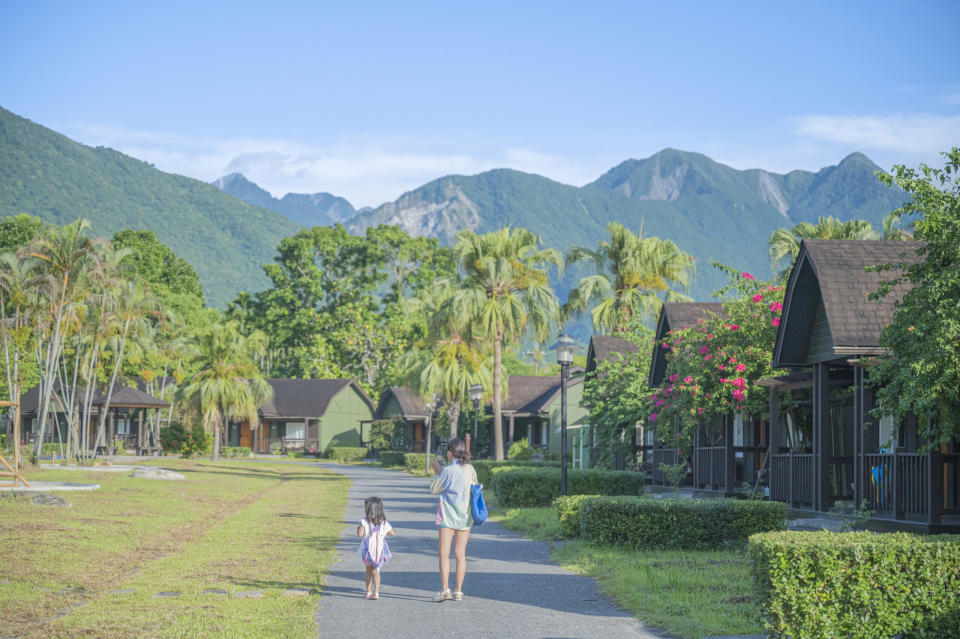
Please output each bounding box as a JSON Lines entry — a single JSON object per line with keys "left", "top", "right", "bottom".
{"left": 379, "top": 395, "right": 403, "bottom": 419}
{"left": 546, "top": 383, "right": 588, "bottom": 456}
{"left": 318, "top": 386, "right": 374, "bottom": 450}
{"left": 805, "top": 300, "right": 835, "bottom": 364}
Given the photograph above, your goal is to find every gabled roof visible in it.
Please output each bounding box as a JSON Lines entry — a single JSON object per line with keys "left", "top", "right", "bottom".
{"left": 375, "top": 386, "right": 429, "bottom": 421}
{"left": 586, "top": 335, "right": 639, "bottom": 373}
{"left": 649, "top": 301, "right": 725, "bottom": 387}
{"left": 259, "top": 378, "right": 375, "bottom": 419}
{"left": 773, "top": 240, "right": 922, "bottom": 367}
{"left": 503, "top": 372, "right": 584, "bottom": 416}
{"left": 19, "top": 382, "right": 170, "bottom": 413}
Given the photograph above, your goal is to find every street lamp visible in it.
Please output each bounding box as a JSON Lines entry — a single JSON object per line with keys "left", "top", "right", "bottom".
{"left": 424, "top": 395, "right": 436, "bottom": 475}
{"left": 469, "top": 383, "right": 483, "bottom": 455}
{"left": 551, "top": 333, "right": 577, "bottom": 495}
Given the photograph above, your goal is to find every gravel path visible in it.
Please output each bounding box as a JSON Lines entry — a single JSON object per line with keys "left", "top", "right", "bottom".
{"left": 313, "top": 462, "right": 662, "bottom": 639}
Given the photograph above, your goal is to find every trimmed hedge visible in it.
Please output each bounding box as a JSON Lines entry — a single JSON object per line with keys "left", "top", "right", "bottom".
{"left": 379, "top": 451, "right": 406, "bottom": 467}
{"left": 492, "top": 467, "right": 645, "bottom": 507}
{"left": 222, "top": 446, "right": 252, "bottom": 458}
{"left": 749, "top": 531, "right": 960, "bottom": 639}
{"left": 472, "top": 459, "right": 561, "bottom": 487}
{"left": 580, "top": 497, "right": 785, "bottom": 549}
{"left": 403, "top": 453, "right": 434, "bottom": 475}
{"left": 553, "top": 494, "right": 602, "bottom": 538}
{"left": 329, "top": 447, "right": 368, "bottom": 463}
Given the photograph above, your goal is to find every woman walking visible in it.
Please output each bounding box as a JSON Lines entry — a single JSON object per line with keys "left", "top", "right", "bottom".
{"left": 428, "top": 436, "right": 477, "bottom": 602}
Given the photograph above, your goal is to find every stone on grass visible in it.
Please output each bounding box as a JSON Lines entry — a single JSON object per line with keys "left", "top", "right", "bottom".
{"left": 30, "top": 493, "right": 72, "bottom": 507}
{"left": 109, "top": 589, "right": 135, "bottom": 595}
{"left": 131, "top": 467, "right": 185, "bottom": 481}
{"left": 283, "top": 587, "right": 312, "bottom": 596}
{"left": 202, "top": 588, "right": 228, "bottom": 595}
{"left": 232, "top": 590, "right": 264, "bottom": 599}
{"left": 152, "top": 591, "right": 180, "bottom": 598}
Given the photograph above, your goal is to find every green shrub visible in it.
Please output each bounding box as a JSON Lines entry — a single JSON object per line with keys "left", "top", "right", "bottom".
{"left": 379, "top": 450, "right": 406, "bottom": 467}
{"left": 507, "top": 438, "right": 533, "bottom": 460}
{"left": 492, "top": 467, "right": 645, "bottom": 507}
{"left": 329, "top": 447, "right": 367, "bottom": 463}
{"left": 159, "top": 422, "right": 212, "bottom": 458}
{"left": 403, "top": 453, "right": 435, "bottom": 475}
{"left": 579, "top": 497, "right": 785, "bottom": 550}
{"left": 0, "top": 433, "right": 7, "bottom": 450}
{"left": 553, "top": 494, "right": 602, "bottom": 538}
{"left": 222, "top": 446, "right": 252, "bottom": 458}
{"left": 39, "top": 443, "right": 65, "bottom": 456}
{"left": 472, "top": 459, "right": 560, "bottom": 487}
{"left": 749, "top": 531, "right": 960, "bottom": 639}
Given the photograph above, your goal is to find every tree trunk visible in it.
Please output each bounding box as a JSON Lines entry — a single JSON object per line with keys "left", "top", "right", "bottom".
{"left": 493, "top": 337, "right": 504, "bottom": 460}
{"left": 448, "top": 399, "right": 461, "bottom": 440}
{"left": 212, "top": 416, "right": 224, "bottom": 462}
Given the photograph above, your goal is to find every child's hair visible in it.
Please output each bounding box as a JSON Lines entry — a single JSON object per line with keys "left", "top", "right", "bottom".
{"left": 446, "top": 437, "right": 470, "bottom": 464}
{"left": 364, "top": 496, "right": 386, "bottom": 526}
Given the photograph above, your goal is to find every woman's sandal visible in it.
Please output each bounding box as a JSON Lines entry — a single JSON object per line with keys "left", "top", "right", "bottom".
{"left": 432, "top": 589, "right": 452, "bottom": 602}
{"left": 366, "top": 592, "right": 375, "bottom": 600}
{"left": 453, "top": 591, "right": 463, "bottom": 601}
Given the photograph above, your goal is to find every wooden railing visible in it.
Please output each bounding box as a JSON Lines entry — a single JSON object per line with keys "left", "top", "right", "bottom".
{"left": 694, "top": 446, "right": 725, "bottom": 491}
{"left": 650, "top": 448, "right": 683, "bottom": 487}
{"left": 945, "top": 453, "right": 960, "bottom": 515}
{"left": 771, "top": 451, "right": 815, "bottom": 508}
{"left": 864, "top": 450, "right": 928, "bottom": 520}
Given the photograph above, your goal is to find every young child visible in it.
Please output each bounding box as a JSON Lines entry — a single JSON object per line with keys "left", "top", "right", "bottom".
{"left": 357, "top": 496, "right": 394, "bottom": 600}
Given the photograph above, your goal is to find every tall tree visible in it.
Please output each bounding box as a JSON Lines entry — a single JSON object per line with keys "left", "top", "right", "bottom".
{"left": 447, "top": 227, "right": 562, "bottom": 460}
{"left": 178, "top": 321, "right": 272, "bottom": 462}
{"left": 870, "top": 149, "right": 960, "bottom": 447}
{"left": 565, "top": 222, "right": 695, "bottom": 334}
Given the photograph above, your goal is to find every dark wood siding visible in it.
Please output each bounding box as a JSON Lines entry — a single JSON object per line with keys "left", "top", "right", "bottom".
{"left": 806, "top": 301, "right": 835, "bottom": 364}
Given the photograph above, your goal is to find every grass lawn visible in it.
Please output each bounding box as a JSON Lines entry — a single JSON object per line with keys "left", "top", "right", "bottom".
{"left": 0, "top": 459, "right": 349, "bottom": 639}
{"left": 493, "top": 506, "right": 763, "bottom": 639}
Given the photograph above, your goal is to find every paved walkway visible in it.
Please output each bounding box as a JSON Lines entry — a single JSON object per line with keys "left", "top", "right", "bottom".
{"left": 312, "top": 462, "right": 661, "bottom": 639}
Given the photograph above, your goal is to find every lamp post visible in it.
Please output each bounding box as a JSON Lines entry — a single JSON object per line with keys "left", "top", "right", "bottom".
{"left": 551, "top": 333, "right": 576, "bottom": 495}
{"left": 469, "top": 384, "right": 482, "bottom": 456}
{"left": 424, "top": 395, "right": 436, "bottom": 475}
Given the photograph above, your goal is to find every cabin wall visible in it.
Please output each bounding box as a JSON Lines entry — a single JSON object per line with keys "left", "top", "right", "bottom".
{"left": 547, "top": 383, "right": 588, "bottom": 457}
{"left": 806, "top": 302, "right": 834, "bottom": 364}
{"left": 318, "top": 387, "right": 373, "bottom": 450}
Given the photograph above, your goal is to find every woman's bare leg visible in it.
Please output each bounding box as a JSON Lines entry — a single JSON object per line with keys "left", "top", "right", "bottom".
{"left": 373, "top": 567, "right": 381, "bottom": 594}
{"left": 453, "top": 528, "right": 471, "bottom": 593}
{"left": 437, "top": 527, "right": 454, "bottom": 591}
{"left": 365, "top": 565, "right": 374, "bottom": 593}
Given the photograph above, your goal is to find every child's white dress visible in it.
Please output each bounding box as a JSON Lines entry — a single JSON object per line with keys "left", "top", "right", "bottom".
{"left": 358, "top": 518, "right": 392, "bottom": 569}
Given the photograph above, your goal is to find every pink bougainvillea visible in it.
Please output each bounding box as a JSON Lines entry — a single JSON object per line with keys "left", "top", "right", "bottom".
{"left": 742, "top": 272, "right": 755, "bottom": 280}
{"left": 770, "top": 301, "right": 783, "bottom": 312}
{"left": 772, "top": 317, "right": 781, "bottom": 327}
{"left": 752, "top": 294, "right": 764, "bottom": 303}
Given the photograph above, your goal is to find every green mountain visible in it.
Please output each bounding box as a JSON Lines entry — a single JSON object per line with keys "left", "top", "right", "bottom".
{"left": 212, "top": 172, "right": 359, "bottom": 226}
{"left": 0, "top": 107, "right": 300, "bottom": 307}
{"left": 348, "top": 148, "right": 903, "bottom": 303}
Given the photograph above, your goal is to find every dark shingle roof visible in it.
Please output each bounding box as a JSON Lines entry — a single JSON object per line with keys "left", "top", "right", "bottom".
{"left": 803, "top": 240, "right": 921, "bottom": 349}
{"left": 586, "top": 335, "right": 639, "bottom": 373}
{"left": 503, "top": 373, "right": 584, "bottom": 415}
{"left": 19, "top": 383, "right": 169, "bottom": 413}
{"left": 649, "top": 301, "right": 725, "bottom": 387}
{"left": 375, "top": 386, "right": 429, "bottom": 420}
{"left": 259, "top": 379, "right": 374, "bottom": 419}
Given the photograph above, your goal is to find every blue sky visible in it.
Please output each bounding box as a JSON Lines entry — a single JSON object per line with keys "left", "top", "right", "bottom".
{"left": 2, "top": 0, "right": 958, "bottom": 207}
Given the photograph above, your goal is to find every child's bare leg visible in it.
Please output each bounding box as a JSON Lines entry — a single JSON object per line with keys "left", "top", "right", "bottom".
{"left": 365, "top": 565, "right": 374, "bottom": 593}
{"left": 372, "top": 567, "right": 381, "bottom": 594}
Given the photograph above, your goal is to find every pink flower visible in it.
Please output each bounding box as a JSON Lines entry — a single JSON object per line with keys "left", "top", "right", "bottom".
{"left": 669, "top": 373, "right": 679, "bottom": 383}
{"left": 697, "top": 407, "right": 705, "bottom": 415}
{"left": 729, "top": 357, "right": 737, "bottom": 363}
{"left": 683, "top": 376, "right": 694, "bottom": 383}
{"left": 732, "top": 377, "right": 746, "bottom": 389}
{"left": 742, "top": 272, "right": 755, "bottom": 280}
{"left": 733, "top": 389, "right": 745, "bottom": 402}
{"left": 707, "top": 334, "right": 714, "bottom": 340}
{"left": 736, "top": 363, "right": 747, "bottom": 372}
{"left": 698, "top": 346, "right": 708, "bottom": 354}
{"left": 718, "top": 365, "right": 725, "bottom": 371}
{"left": 704, "top": 355, "right": 712, "bottom": 360}
{"left": 661, "top": 343, "right": 670, "bottom": 349}
{"left": 752, "top": 294, "right": 764, "bottom": 303}
{"left": 772, "top": 317, "right": 781, "bottom": 327}
{"left": 656, "top": 399, "right": 664, "bottom": 407}
{"left": 728, "top": 324, "right": 740, "bottom": 331}
{"left": 649, "top": 413, "right": 657, "bottom": 422}
{"left": 676, "top": 449, "right": 683, "bottom": 456}
{"left": 770, "top": 302, "right": 783, "bottom": 312}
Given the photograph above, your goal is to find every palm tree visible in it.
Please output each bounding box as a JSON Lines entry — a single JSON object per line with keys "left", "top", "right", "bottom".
{"left": 178, "top": 321, "right": 272, "bottom": 462}
{"left": 565, "top": 222, "right": 695, "bottom": 334}
{"left": 881, "top": 212, "right": 913, "bottom": 241}
{"left": 402, "top": 280, "right": 492, "bottom": 439}
{"left": 768, "top": 216, "right": 877, "bottom": 280}
{"left": 445, "top": 228, "right": 562, "bottom": 460}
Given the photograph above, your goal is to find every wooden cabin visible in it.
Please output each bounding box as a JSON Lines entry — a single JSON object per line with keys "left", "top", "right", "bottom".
{"left": 647, "top": 302, "right": 766, "bottom": 494}
{"left": 240, "top": 378, "right": 375, "bottom": 455}
{"left": 372, "top": 386, "right": 430, "bottom": 452}
{"left": 583, "top": 335, "right": 642, "bottom": 469}
{"left": 502, "top": 372, "right": 587, "bottom": 458}
{"left": 16, "top": 383, "right": 169, "bottom": 455}
{"left": 766, "top": 239, "right": 958, "bottom": 532}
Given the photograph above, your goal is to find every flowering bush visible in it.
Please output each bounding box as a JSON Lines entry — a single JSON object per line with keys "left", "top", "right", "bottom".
{"left": 650, "top": 264, "right": 786, "bottom": 446}
{"left": 159, "top": 421, "right": 213, "bottom": 458}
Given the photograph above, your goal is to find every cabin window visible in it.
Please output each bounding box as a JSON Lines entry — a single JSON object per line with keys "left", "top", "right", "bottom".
{"left": 285, "top": 422, "right": 305, "bottom": 441}
{"left": 878, "top": 415, "right": 895, "bottom": 451}
{"left": 116, "top": 418, "right": 130, "bottom": 436}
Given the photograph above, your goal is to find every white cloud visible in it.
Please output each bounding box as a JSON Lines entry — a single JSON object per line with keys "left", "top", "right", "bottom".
{"left": 794, "top": 113, "right": 960, "bottom": 156}
{"left": 62, "top": 123, "right": 609, "bottom": 208}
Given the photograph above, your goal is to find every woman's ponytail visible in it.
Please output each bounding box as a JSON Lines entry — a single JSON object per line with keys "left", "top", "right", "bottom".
{"left": 446, "top": 437, "right": 470, "bottom": 464}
